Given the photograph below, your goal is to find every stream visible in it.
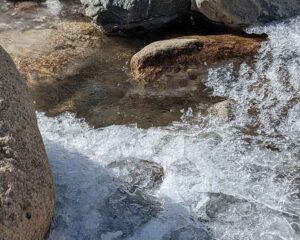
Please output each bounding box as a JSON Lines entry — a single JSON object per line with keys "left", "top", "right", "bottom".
{"left": 1, "top": 0, "right": 300, "bottom": 239}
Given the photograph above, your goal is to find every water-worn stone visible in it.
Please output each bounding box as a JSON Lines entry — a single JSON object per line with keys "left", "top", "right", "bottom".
{"left": 80, "top": 0, "right": 191, "bottom": 35}
{"left": 192, "top": 0, "right": 300, "bottom": 28}
{"left": 131, "top": 34, "right": 266, "bottom": 82}
{"left": 0, "top": 47, "right": 55, "bottom": 240}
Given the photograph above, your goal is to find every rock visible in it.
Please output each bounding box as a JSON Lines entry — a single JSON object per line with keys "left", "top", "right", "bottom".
{"left": 162, "top": 225, "right": 212, "bottom": 240}
{"left": 0, "top": 47, "right": 55, "bottom": 240}
{"left": 80, "top": 0, "right": 191, "bottom": 35}
{"left": 14, "top": 1, "right": 39, "bottom": 13}
{"left": 108, "top": 159, "right": 164, "bottom": 192}
{"left": 0, "top": 20, "right": 102, "bottom": 115}
{"left": 131, "top": 34, "right": 265, "bottom": 82}
{"left": 207, "top": 100, "right": 234, "bottom": 121}
{"left": 101, "top": 159, "right": 164, "bottom": 238}
{"left": 192, "top": 0, "right": 300, "bottom": 28}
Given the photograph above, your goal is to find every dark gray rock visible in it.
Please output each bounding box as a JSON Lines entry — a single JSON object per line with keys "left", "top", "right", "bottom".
{"left": 80, "top": 0, "right": 191, "bottom": 35}
{"left": 192, "top": 0, "right": 300, "bottom": 28}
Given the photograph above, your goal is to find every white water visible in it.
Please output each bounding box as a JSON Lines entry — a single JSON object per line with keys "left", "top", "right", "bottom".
{"left": 42, "top": 17, "right": 300, "bottom": 240}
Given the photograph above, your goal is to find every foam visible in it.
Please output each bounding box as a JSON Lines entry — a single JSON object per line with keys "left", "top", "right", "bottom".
{"left": 43, "top": 17, "right": 300, "bottom": 240}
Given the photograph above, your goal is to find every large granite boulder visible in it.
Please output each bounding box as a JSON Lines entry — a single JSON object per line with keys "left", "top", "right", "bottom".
{"left": 80, "top": 0, "right": 191, "bottom": 35}
{"left": 192, "top": 0, "right": 300, "bottom": 28}
{"left": 0, "top": 47, "right": 55, "bottom": 240}
{"left": 131, "top": 34, "right": 266, "bottom": 82}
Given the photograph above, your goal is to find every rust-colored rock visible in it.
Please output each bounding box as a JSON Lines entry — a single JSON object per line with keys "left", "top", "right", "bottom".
{"left": 0, "top": 47, "right": 55, "bottom": 240}
{"left": 131, "top": 34, "right": 266, "bottom": 83}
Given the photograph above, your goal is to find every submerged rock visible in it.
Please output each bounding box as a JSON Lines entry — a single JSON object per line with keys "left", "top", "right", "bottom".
{"left": 207, "top": 100, "right": 234, "bottom": 121}
{"left": 80, "top": 0, "right": 191, "bottom": 35}
{"left": 131, "top": 34, "right": 265, "bottom": 83}
{"left": 14, "top": 1, "right": 40, "bottom": 13}
{"left": 100, "top": 159, "right": 164, "bottom": 238}
{"left": 108, "top": 159, "right": 164, "bottom": 193}
{"left": 162, "top": 225, "right": 212, "bottom": 240}
{"left": 1, "top": 15, "right": 216, "bottom": 128}
{"left": 192, "top": 0, "right": 300, "bottom": 28}
{"left": 0, "top": 47, "right": 55, "bottom": 240}
{"left": 0, "top": 20, "right": 102, "bottom": 115}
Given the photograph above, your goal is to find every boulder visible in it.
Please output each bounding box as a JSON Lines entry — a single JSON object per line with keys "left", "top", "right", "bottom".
{"left": 131, "top": 34, "right": 266, "bottom": 82}
{"left": 192, "top": 0, "right": 300, "bottom": 28}
{"left": 80, "top": 0, "right": 191, "bottom": 35}
{"left": 0, "top": 47, "right": 55, "bottom": 240}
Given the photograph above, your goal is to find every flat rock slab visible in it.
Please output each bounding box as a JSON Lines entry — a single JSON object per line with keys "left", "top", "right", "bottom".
{"left": 0, "top": 47, "right": 55, "bottom": 240}
{"left": 131, "top": 34, "right": 266, "bottom": 83}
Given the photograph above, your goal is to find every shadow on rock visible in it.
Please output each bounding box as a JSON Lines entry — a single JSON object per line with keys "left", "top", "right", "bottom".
{"left": 45, "top": 140, "right": 214, "bottom": 240}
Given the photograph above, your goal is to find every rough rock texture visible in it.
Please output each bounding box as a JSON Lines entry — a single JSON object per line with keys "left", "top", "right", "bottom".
{"left": 131, "top": 34, "right": 266, "bottom": 82}
{"left": 0, "top": 20, "right": 103, "bottom": 116}
{"left": 0, "top": 47, "right": 55, "bottom": 240}
{"left": 192, "top": 0, "right": 300, "bottom": 28}
{"left": 80, "top": 0, "right": 191, "bottom": 35}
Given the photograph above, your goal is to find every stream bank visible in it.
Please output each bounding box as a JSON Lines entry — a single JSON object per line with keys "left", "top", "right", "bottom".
{"left": 1, "top": 1, "right": 299, "bottom": 240}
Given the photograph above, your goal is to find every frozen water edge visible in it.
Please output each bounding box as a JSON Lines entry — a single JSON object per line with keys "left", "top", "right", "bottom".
{"left": 41, "top": 16, "right": 300, "bottom": 240}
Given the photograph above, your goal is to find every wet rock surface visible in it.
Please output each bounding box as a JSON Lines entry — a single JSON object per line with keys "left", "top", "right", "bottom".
{"left": 0, "top": 47, "right": 55, "bottom": 240}
{"left": 130, "top": 34, "right": 266, "bottom": 83}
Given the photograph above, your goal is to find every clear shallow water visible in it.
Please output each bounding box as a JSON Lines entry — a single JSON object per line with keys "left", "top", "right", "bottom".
{"left": 0, "top": 0, "right": 82, "bottom": 31}
{"left": 0, "top": 0, "right": 230, "bottom": 129}
{"left": 38, "top": 17, "right": 300, "bottom": 240}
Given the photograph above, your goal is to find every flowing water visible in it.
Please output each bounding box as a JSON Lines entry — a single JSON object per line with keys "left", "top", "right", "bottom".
{"left": 1, "top": 1, "right": 300, "bottom": 239}
{"left": 40, "top": 17, "right": 300, "bottom": 240}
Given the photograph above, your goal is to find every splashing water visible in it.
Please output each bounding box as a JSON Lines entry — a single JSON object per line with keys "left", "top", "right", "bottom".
{"left": 41, "top": 17, "right": 300, "bottom": 240}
